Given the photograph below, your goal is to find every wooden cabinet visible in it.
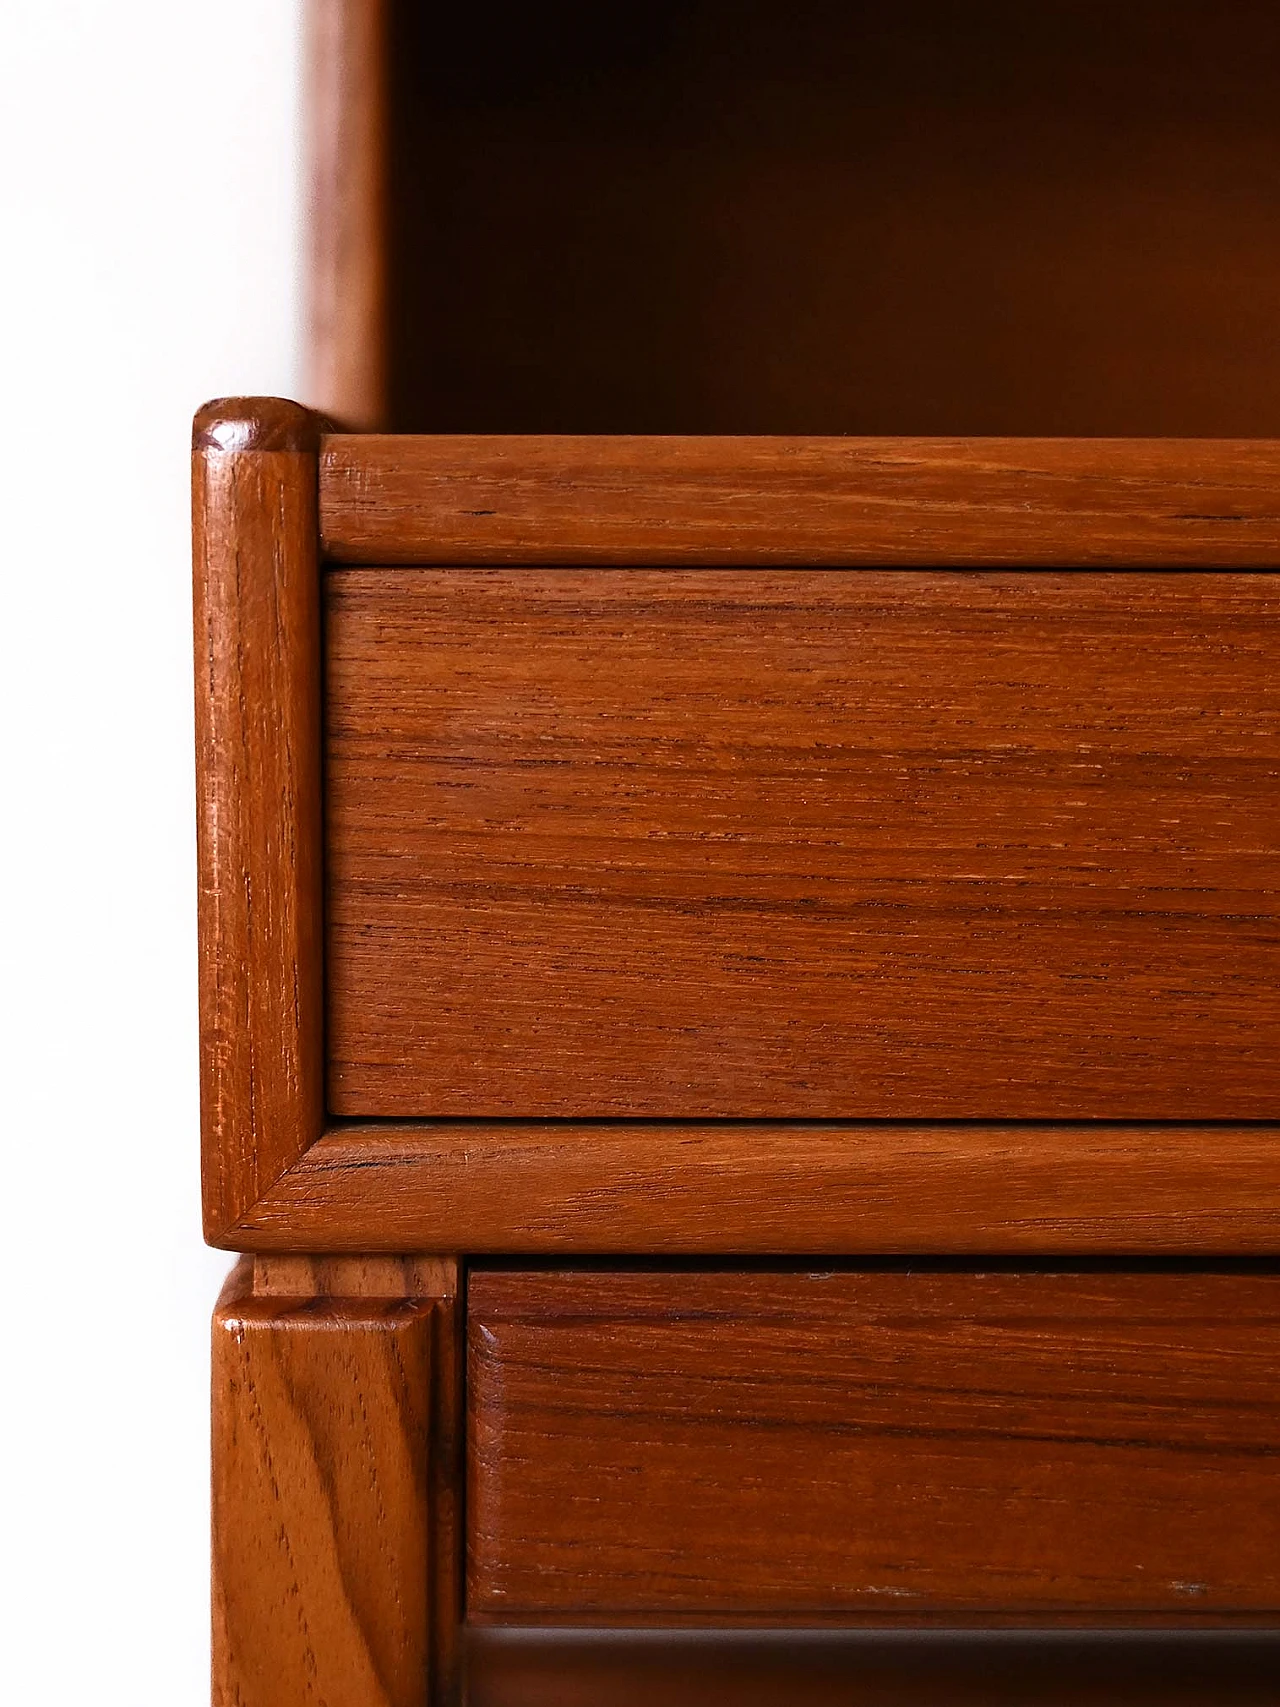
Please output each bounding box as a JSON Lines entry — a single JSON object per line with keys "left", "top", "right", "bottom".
{"left": 203, "top": 3, "right": 1280, "bottom": 1700}
{"left": 200, "top": 415, "right": 1280, "bottom": 1702}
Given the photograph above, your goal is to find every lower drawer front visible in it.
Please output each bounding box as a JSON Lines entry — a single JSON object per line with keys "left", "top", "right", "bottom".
{"left": 467, "top": 1269, "right": 1280, "bottom": 1618}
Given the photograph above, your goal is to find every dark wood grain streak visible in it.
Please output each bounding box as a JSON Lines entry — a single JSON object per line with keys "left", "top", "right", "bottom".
{"left": 325, "top": 569, "right": 1280, "bottom": 1120}
{"left": 467, "top": 1269, "right": 1280, "bottom": 1617}
{"left": 193, "top": 399, "right": 327, "bottom": 1239}
{"left": 212, "top": 1259, "right": 436, "bottom": 1707}
{"left": 222, "top": 1121, "right": 1280, "bottom": 1255}
{"left": 318, "top": 436, "right": 1280, "bottom": 566}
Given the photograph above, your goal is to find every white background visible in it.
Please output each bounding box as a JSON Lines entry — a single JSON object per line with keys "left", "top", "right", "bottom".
{"left": 1, "top": 4, "right": 304, "bottom": 1700}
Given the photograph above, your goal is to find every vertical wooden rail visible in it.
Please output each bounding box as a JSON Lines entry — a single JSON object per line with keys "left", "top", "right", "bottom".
{"left": 213, "top": 1258, "right": 449, "bottom": 1707}
{"left": 307, "top": 0, "right": 391, "bottom": 428}
{"left": 193, "top": 399, "right": 327, "bottom": 1240}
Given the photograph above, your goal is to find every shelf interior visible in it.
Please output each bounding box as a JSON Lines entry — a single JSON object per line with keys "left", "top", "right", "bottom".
{"left": 384, "top": 0, "right": 1280, "bottom": 436}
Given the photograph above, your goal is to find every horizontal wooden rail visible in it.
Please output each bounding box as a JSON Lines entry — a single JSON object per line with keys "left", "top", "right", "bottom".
{"left": 224, "top": 1121, "right": 1280, "bottom": 1253}
{"left": 318, "top": 435, "right": 1280, "bottom": 566}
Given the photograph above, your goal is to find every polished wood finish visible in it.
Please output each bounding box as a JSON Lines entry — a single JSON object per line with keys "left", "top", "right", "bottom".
{"left": 326, "top": 569, "right": 1280, "bottom": 1120}
{"left": 228, "top": 1121, "right": 1280, "bottom": 1255}
{"left": 196, "top": 396, "right": 325, "bottom": 454}
{"left": 306, "top": 0, "right": 389, "bottom": 428}
{"left": 381, "top": 1, "right": 1280, "bottom": 438}
{"left": 197, "top": 402, "right": 1280, "bottom": 1697}
{"left": 468, "top": 1268, "right": 1280, "bottom": 1617}
{"left": 194, "top": 407, "right": 1280, "bottom": 1241}
{"left": 212, "top": 1257, "right": 442, "bottom": 1707}
{"left": 193, "top": 399, "right": 327, "bottom": 1238}
{"left": 195, "top": 407, "right": 1280, "bottom": 1249}
{"left": 319, "top": 435, "right": 1280, "bottom": 567}
{"left": 465, "top": 1628, "right": 1280, "bottom": 1707}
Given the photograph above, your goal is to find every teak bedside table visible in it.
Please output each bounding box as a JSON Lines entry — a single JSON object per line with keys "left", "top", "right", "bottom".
{"left": 200, "top": 5, "right": 1280, "bottom": 1704}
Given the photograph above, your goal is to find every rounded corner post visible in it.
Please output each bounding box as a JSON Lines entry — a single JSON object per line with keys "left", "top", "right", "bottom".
{"left": 192, "top": 396, "right": 327, "bottom": 456}
{"left": 193, "top": 398, "right": 326, "bottom": 1241}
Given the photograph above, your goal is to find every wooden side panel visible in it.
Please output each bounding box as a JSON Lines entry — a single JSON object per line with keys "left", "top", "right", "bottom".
{"left": 318, "top": 435, "right": 1280, "bottom": 566}
{"left": 467, "top": 1268, "right": 1280, "bottom": 1617}
{"left": 306, "top": 0, "right": 390, "bottom": 428}
{"left": 326, "top": 569, "right": 1280, "bottom": 1120}
{"left": 212, "top": 1261, "right": 437, "bottom": 1707}
{"left": 194, "top": 400, "right": 326, "bottom": 1237}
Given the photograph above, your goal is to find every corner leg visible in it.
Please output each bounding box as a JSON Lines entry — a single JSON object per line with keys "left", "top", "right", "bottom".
{"left": 213, "top": 1257, "right": 455, "bottom": 1707}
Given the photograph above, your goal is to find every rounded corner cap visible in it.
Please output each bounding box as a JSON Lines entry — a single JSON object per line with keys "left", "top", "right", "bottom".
{"left": 193, "top": 397, "right": 324, "bottom": 455}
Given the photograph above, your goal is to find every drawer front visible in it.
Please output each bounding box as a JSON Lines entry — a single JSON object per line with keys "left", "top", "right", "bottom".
{"left": 468, "top": 1268, "right": 1280, "bottom": 1617}
{"left": 327, "top": 570, "right": 1280, "bottom": 1119}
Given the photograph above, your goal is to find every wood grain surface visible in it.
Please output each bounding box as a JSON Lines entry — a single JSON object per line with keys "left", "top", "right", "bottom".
{"left": 306, "top": 0, "right": 389, "bottom": 428}
{"left": 467, "top": 1268, "right": 1280, "bottom": 1617}
{"left": 325, "top": 569, "right": 1280, "bottom": 1120}
{"left": 212, "top": 1259, "right": 437, "bottom": 1707}
{"left": 193, "top": 399, "right": 327, "bottom": 1239}
{"left": 465, "top": 1628, "right": 1280, "bottom": 1707}
{"left": 252, "top": 1252, "right": 456, "bottom": 1299}
{"left": 226, "top": 1121, "right": 1280, "bottom": 1255}
{"left": 318, "top": 436, "right": 1280, "bottom": 565}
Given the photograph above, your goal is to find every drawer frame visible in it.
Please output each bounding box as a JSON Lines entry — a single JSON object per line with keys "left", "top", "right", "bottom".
{"left": 194, "top": 399, "right": 1280, "bottom": 1252}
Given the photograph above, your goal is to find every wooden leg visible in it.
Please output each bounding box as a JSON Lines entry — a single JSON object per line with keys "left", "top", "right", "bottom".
{"left": 213, "top": 1257, "right": 457, "bottom": 1707}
